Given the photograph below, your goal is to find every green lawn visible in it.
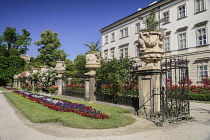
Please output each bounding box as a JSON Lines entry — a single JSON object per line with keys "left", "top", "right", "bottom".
{"left": 3, "top": 91, "right": 136, "bottom": 129}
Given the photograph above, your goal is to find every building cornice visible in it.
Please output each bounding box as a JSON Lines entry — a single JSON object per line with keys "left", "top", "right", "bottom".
{"left": 100, "top": 0, "right": 174, "bottom": 33}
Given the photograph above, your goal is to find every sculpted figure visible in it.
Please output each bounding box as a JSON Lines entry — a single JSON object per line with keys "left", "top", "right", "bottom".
{"left": 86, "top": 52, "right": 100, "bottom": 64}
{"left": 56, "top": 61, "right": 66, "bottom": 70}
{"left": 138, "top": 31, "right": 165, "bottom": 52}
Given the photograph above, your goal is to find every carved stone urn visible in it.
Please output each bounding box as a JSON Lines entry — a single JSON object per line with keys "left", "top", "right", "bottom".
{"left": 138, "top": 31, "right": 165, "bottom": 68}
{"left": 85, "top": 51, "right": 101, "bottom": 75}
{"left": 55, "top": 61, "right": 66, "bottom": 77}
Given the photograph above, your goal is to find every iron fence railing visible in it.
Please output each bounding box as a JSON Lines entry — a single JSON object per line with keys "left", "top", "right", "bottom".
{"left": 65, "top": 84, "right": 85, "bottom": 98}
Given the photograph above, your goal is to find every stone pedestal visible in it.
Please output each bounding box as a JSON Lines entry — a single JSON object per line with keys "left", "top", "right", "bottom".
{"left": 55, "top": 75, "right": 63, "bottom": 95}
{"left": 13, "top": 75, "right": 18, "bottom": 88}
{"left": 55, "top": 61, "right": 66, "bottom": 95}
{"left": 84, "top": 51, "right": 101, "bottom": 102}
{"left": 138, "top": 67, "right": 161, "bottom": 118}
{"left": 84, "top": 74, "right": 96, "bottom": 101}
{"left": 137, "top": 31, "right": 165, "bottom": 118}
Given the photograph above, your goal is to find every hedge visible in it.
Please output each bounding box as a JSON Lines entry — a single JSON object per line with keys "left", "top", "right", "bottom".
{"left": 189, "top": 94, "right": 210, "bottom": 101}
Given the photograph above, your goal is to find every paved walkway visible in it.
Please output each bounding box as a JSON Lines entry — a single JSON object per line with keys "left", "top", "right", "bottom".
{"left": 0, "top": 90, "right": 210, "bottom": 140}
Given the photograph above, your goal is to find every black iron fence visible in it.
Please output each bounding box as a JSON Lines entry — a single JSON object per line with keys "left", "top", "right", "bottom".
{"left": 95, "top": 82, "right": 139, "bottom": 108}
{"left": 65, "top": 84, "right": 85, "bottom": 98}
{"left": 160, "top": 57, "right": 190, "bottom": 122}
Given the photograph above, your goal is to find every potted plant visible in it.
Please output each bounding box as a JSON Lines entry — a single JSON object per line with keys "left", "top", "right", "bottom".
{"left": 84, "top": 41, "right": 102, "bottom": 75}
{"left": 138, "top": 11, "right": 166, "bottom": 67}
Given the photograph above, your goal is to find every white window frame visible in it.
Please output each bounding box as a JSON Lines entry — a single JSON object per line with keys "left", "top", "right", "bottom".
{"left": 119, "top": 47, "right": 128, "bottom": 58}
{"left": 196, "top": 26, "right": 207, "bottom": 46}
{"left": 178, "top": 31, "right": 187, "bottom": 49}
{"left": 119, "top": 27, "right": 129, "bottom": 39}
{"left": 163, "top": 36, "right": 170, "bottom": 52}
{"left": 198, "top": 65, "right": 208, "bottom": 81}
{"left": 195, "top": 0, "right": 206, "bottom": 13}
{"left": 111, "top": 32, "right": 115, "bottom": 42}
{"left": 110, "top": 48, "right": 115, "bottom": 59}
{"left": 105, "top": 35, "right": 108, "bottom": 44}
{"left": 178, "top": 4, "right": 187, "bottom": 19}
{"left": 135, "top": 22, "right": 140, "bottom": 34}
{"left": 162, "top": 11, "right": 170, "bottom": 24}
{"left": 125, "top": 27, "right": 128, "bottom": 37}
{"left": 104, "top": 50, "right": 108, "bottom": 61}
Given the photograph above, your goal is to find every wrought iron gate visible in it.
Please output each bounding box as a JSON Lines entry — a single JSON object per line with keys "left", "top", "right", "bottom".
{"left": 160, "top": 57, "right": 190, "bottom": 122}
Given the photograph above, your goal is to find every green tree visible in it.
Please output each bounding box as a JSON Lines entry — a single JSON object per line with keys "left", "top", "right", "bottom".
{"left": 74, "top": 54, "right": 86, "bottom": 77}
{"left": 34, "top": 29, "right": 68, "bottom": 67}
{"left": 0, "top": 27, "right": 31, "bottom": 56}
{"left": 0, "top": 56, "right": 26, "bottom": 85}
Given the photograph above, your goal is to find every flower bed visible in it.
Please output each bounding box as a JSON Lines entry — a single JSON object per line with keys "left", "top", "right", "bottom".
{"left": 13, "top": 90, "right": 109, "bottom": 119}
{"left": 3, "top": 86, "right": 18, "bottom": 90}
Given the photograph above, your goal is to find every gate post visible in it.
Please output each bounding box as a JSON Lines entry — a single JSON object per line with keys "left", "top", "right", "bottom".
{"left": 55, "top": 61, "right": 66, "bottom": 95}
{"left": 84, "top": 74, "right": 96, "bottom": 101}
{"left": 84, "top": 51, "right": 101, "bottom": 102}
{"left": 137, "top": 30, "right": 165, "bottom": 118}
{"left": 137, "top": 68, "right": 161, "bottom": 118}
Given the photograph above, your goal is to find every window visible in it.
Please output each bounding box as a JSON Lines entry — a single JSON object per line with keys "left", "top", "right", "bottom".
{"left": 178, "top": 4, "right": 186, "bottom": 19}
{"left": 120, "top": 48, "right": 124, "bottom": 58}
{"left": 135, "top": 22, "right": 140, "bottom": 33}
{"left": 110, "top": 48, "right": 115, "bottom": 59}
{"left": 120, "top": 29, "right": 124, "bottom": 39}
{"left": 163, "top": 36, "right": 170, "bottom": 52}
{"left": 197, "top": 27, "right": 207, "bottom": 46}
{"left": 119, "top": 47, "right": 128, "bottom": 58}
{"left": 105, "top": 35, "right": 108, "bottom": 44}
{"left": 125, "top": 27, "right": 128, "bottom": 37}
{"left": 119, "top": 27, "right": 129, "bottom": 39}
{"left": 195, "top": 0, "right": 205, "bottom": 13}
{"left": 198, "top": 65, "right": 208, "bottom": 81}
{"left": 104, "top": 50, "right": 108, "bottom": 60}
{"left": 125, "top": 48, "right": 128, "bottom": 58}
{"left": 163, "top": 11, "right": 170, "bottom": 24}
{"left": 111, "top": 33, "right": 115, "bottom": 42}
{"left": 178, "top": 32, "right": 187, "bottom": 49}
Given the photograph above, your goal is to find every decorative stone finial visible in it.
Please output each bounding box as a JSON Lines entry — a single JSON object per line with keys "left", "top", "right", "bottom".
{"left": 55, "top": 61, "right": 66, "bottom": 74}
{"left": 138, "top": 31, "right": 165, "bottom": 67}
{"left": 85, "top": 51, "right": 101, "bottom": 75}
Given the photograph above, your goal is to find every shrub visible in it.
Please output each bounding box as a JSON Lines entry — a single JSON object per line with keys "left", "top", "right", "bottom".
{"left": 179, "top": 77, "right": 192, "bottom": 85}
{"left": 6, "top": 83, "right": 13, "bottom": 87}
{"left": 190, "top": 94, "right": 210, "bottom": 101}
{"left": 34, "top": 84, "right": 42, "bottom": 93}
{"left": 47, "top": 86, "right": 59, "bottom": 94}
{"left": 201, "top": 77, "right": 210, "bottom": 85}
{"left": 26, "top": 84, "right": 33, "bottom": 91}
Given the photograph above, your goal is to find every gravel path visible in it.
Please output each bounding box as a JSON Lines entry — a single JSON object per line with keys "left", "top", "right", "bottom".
{"left": 0, "top": 90, "right": 210, "bottom": 140}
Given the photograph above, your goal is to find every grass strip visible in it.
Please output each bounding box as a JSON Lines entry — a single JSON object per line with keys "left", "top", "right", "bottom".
{"left": 3, "top": 91, "right": 136, "bottom": 129}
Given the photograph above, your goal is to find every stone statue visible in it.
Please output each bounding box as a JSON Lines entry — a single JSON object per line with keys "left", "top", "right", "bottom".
{"left": 138, "top": 31, "right": 165, "bottom": 52}
{"left": 85, "top": 51, "right": 101, "bottom": 75}
{"left": 86, "top": 52, "right": 100, "bottom": 65}
{"left": 138, "top": 31, "right": 165, "bottom": 67}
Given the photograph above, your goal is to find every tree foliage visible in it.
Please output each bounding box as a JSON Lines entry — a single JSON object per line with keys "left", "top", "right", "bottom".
{"left": 0, "top": 27, "right": 31, "bottom": 56}
{"left": 0, "top": 56, "right": 26, "bottom": 85}
{"left": 96, "top": 58, "right": 138, "bottom": 95}
{"left": 34, "top": 29, "right": 68, "bottom": 67}
{"left": 73, "top": 54, "right": 86, "bottom": 77}
{"left": 84, "top": 41, "right": 102, "bottom": 52}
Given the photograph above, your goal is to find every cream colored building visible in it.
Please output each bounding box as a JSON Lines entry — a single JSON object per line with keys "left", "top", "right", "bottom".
{"left": 100, "top": 0, "right": 210, "bottom": 85}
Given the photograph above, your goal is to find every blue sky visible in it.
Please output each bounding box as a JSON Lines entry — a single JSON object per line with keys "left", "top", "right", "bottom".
{"left": 1, "top": 0, "right": 158, "bottom": 61}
